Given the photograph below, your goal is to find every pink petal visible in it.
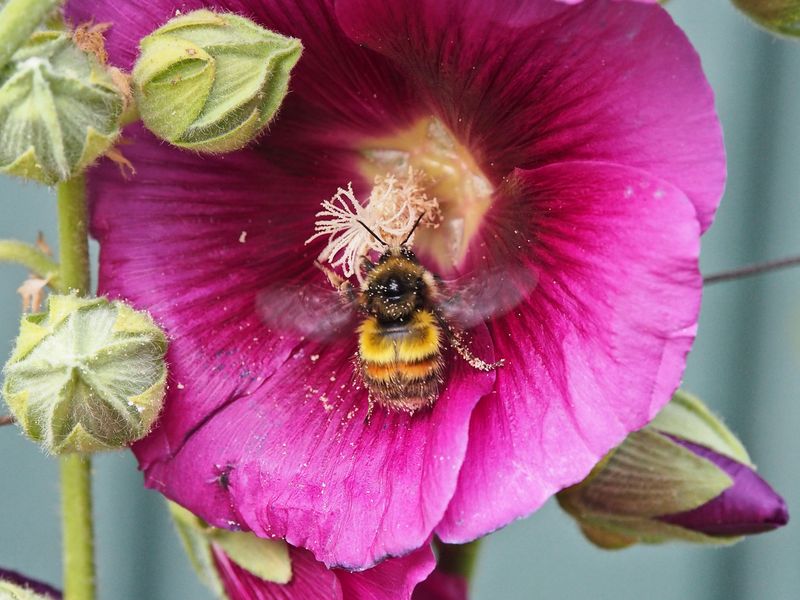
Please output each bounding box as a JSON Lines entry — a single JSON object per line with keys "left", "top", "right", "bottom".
{"left": 336, "top": 0, "right": 724, "bottom": 231}
{"left": 87, "top": 127, "right": 495, "bottom": 568}
{"left": 336, "top": 544, "right": 435, "bottom": 600}
{"left": 213, "top": 544, "right": 433, "bottom": 600}
{"left": 412, "top": 569, "right": 467, "bottom": 600}
{"left": 437, "top": 162, "right": 702, "bottom": 542}
{"left": 93, "top": 124, "right": 338, "bottom": 458}
{"left": 158, "top": 332, "right": 494, "bottom": 568}
{"left": 213, "top": 546, "right": 341, "bottom": 599}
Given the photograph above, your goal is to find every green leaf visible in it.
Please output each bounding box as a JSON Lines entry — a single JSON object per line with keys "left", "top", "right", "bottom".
{"left": 580, "top": 514, "right": 742, "bottom": 547}
{"left": 209, "top": 529, "right": 291, "bottom": 585}
{"left": 169, "top": 503, "right": 227, "bottom": 598}
{"left": 651, "top": 390, "right": 752, "bottom": 466}
{"left": 567, "top": 429, "right": 733, "bottom": 518}
{"left": 169, "top": 501, "right": 293, "bottom": 596}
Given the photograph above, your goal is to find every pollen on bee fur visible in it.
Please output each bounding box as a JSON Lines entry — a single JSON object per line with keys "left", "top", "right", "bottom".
{"left": 305, "top": 167, "right": 441, "bottom": 280}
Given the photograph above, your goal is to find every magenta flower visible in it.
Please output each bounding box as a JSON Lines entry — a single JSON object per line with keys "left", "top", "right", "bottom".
{"left": 213, "top": 543, "right": 433, "bottom": 599}
{"left": 66, "top": 0, "right": 724, "bottom": 568}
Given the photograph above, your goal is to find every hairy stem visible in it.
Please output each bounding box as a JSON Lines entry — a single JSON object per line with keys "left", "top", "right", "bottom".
{"left": 57, "top": 175, "right": 95, "bottom": 600}
{"left": 57, "top": 175, "right": 90, "bottom": 295}
{"left": 0, "top": 0, "right": 60, "bottom": 71}
{"left": 436, "top": 538, "right": 482, "bottom": 585}
{"left": 704, "top": 254, "right": 800, "bottom": 285}
{"left": 60, "top": 455, "right": 95, "bottom": 600}
{"left": 0, "top": 240, "right": 62, "bottom": 290}
{"left": 0, "top": 414, "right": 15, "bottom": 426}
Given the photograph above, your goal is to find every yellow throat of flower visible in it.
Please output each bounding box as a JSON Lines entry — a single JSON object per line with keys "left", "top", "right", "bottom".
{"left": 361, "top": 117, "right": 493, "bottom": 270}
{"left": 307, "top": 117, "right": 493, "bottom": 278}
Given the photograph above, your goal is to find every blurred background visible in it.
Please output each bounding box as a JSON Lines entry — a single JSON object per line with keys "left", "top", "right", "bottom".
{"left": 1, "top": 1, "right": 798, "bottom": 598}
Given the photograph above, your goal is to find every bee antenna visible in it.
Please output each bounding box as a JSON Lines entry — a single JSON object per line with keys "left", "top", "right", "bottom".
{"left": 357, "top": 220, "right": 388, "bottom": 246}
{"left": 401, "top": 212, "right": 425, "bottom": 246}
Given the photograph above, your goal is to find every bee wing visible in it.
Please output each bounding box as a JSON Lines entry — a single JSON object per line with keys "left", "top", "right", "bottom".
{"left": 438, "top": 263, "right": 539, "bottom": 328}
{"left": 256, "top": 282, "right": 357, "bottom": 341}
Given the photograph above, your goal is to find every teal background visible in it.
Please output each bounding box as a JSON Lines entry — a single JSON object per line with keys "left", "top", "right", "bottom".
{"left": 1, "top": 1, "right": 799, "bottom": 598}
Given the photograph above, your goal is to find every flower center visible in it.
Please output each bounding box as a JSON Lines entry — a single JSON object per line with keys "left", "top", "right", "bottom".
{"left": 360, "top": 118, "right": 493, "bottom": 271}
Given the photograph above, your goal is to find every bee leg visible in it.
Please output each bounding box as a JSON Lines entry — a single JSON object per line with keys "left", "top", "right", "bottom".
{"left": 314, "top": 260, "right": 356, "bottom": 303}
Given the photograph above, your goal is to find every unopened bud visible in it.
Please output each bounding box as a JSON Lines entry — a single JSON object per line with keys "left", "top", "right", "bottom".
{"left": 557, "top": 391, "right": 788, "bottom": 549}
{"left": 2, "top": 295, "right": 167, "bottom": 454}
{"left": 733, "top": 0, "right": 800, "bottom": 36}
{"left": 0, "top": 568, "right": 61, "bottom": 599}
{"left": 0, "top": 31, "right": 124, "bottom": 184}
{"left": 132, "top": 9, "right": 302, "bottom": 153}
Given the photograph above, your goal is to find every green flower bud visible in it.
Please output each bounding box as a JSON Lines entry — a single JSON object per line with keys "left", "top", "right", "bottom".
{"left": 132, "top": 9, "right": 302, "bottom": 153}
{"left": 0, "top": 581, "right": 57, "bottom": 600}
{"left": 733, "top": 0, "right": 800, "bottom": 37}
{"left": 169, "top": 502, "right": 291, "bottom": 597}
{"left": 0, "top": 567, "right": 61, "bottom": 600}
{"left": 0, "top": 31, "right": 124, "bottom": 184}
{"left": 2, "top": 295, "right": 168, "bottom": 454}
{"left": 557, "top": 391, "right": 788, "bottom": 549}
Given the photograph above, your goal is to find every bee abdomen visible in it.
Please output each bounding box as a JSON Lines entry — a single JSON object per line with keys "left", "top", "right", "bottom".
{"left": 357, "top": 312, "right": 443, "bottom": 413}
{"left": 362, "top": 357, "right": 444, "bottom": 413}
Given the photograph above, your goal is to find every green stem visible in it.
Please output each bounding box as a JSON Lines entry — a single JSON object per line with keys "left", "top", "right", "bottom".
{"left": 0, "top": 0, "right": 60, "bottom": 71}
{"left": 56, "top": 174, "right": 95, "bottom": 600}
{"left": 0, "top": 239, "right": 62, "bottom": 290}
{"left": 60, "top": 455, "right": 95, "bottom": 600}
{"left": 435, "top": 538, "right": 482, "bottom": 585}
{"left": 57, "top": 175, "right": 90, "bottom": 295}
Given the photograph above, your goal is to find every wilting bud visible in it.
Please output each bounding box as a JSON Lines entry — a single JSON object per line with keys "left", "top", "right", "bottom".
{"left": 169, "top": 503, "right": 291, "bottom": 598}
{"left": 2, "top": 295, "right": 167, "bottom": 454}
{"left": 132, "top": 9, "right": 302, "bottom": 153}
{"left": 557, "top": 391, "right": 788, "bottom": 549}
{"left": 0, "top": 31, "right": 124, "bottom": 184}
{"left": 0, "top": 568, "right": 61, "bottom": 599}
{"left": 732, "top": 0, "right": 800, "bottom": 36}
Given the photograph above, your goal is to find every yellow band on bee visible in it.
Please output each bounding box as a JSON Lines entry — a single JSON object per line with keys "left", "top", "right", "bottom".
{"left": 358, "top": 311, "right": 441, "bottom": 365}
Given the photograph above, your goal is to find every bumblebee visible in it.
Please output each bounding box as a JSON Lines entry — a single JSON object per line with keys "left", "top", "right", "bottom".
{"left": 258, "top": 218, "right": 531, "bottom": 416}
{"left": 322, "top": 238, "right": 503, "bottom": 414}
